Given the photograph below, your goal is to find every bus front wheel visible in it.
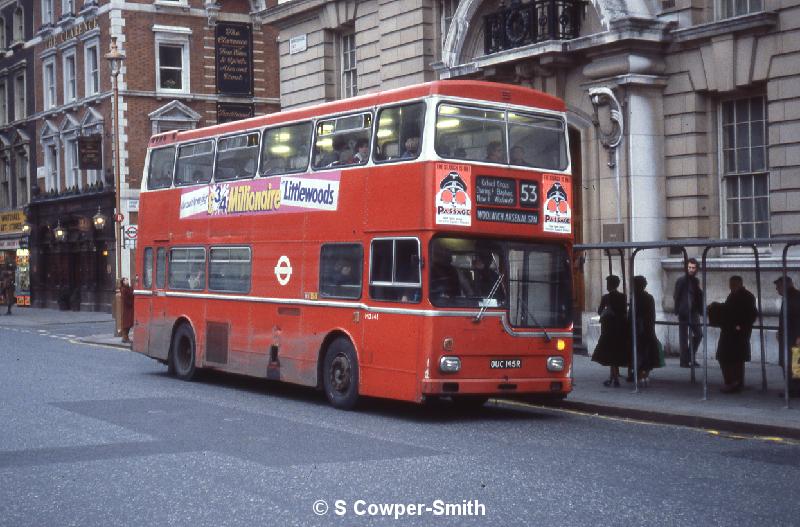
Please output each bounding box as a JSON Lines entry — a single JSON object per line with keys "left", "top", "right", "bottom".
{"left": 170, "top": 324, "right": 197, "bottom": 381}
{"left": 323, "top": 338, "right": 359, "bottom": 410}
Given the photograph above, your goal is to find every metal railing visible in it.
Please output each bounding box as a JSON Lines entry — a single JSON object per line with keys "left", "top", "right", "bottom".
{"left": 484, "top": 0, "right": 583, "bottom": 55}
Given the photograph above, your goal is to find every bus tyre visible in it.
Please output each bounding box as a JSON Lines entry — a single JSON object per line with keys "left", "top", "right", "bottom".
{"left": 323, "top": 338, "right": 359, "bottom": 410}
{"left": 170, "top": 324, "right": 197, "bottom": 381}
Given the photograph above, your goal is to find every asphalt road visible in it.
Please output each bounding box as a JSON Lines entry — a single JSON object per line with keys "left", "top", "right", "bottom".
{"left": 1, "top": 322, "right": 799, "bottom": 527}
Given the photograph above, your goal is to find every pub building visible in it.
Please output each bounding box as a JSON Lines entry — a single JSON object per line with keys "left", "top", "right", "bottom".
{"left": 0, "top": 0, "right": 37, "bottom": 307}
{"left": 28, "top": 0, "right": 278, "bottom": 311}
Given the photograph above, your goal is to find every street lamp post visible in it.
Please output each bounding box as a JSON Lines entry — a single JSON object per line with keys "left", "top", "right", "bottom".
{"left": 105, "top": 37, "right": 125, "bottom": 333}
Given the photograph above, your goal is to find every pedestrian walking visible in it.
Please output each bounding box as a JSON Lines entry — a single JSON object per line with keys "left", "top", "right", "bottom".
{"left": 120, "top": 277, "right": 134, "bottom": 343}
{"left": 716, "top": 276, "right": 758, "bottom": 393}
{"left": 591, "top": 275, "right": 628, "bottom": 387}
{"left": 673, "top": 258, "right": 703, "bottom": 367}
{"left": 775, "top": 275, "right": 800, "bottom": 396}
{"left": 2, "top": 271, "right": 15, "bottom": 315}
{"left": 632, "top": 275, "right": 659, "bottom": 384}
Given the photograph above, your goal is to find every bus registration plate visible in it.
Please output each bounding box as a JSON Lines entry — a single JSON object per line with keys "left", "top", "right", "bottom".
{"left": 490, "top": 359, "right": 521, "bottom": 369}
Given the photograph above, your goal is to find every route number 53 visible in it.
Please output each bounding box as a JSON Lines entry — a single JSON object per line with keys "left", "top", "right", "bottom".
{"left": 520, "top": 182, "right": 539, "bottom": 207}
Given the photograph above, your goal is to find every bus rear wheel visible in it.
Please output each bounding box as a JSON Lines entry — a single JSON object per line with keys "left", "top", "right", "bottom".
{"left": 323, "top": 338, "right": 359, "bottom": 410}
{"left": 170, "top": 324, "right": 197, "bottom": 381}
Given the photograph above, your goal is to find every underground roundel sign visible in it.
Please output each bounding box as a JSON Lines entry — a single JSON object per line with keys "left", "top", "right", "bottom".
{"left": 274, "top": 255, "right": 292, "bottom": 286}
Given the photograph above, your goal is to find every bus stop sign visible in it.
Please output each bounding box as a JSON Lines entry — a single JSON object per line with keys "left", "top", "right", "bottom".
{"left": 124, "top": 225, "right": 138, "bottom": 240}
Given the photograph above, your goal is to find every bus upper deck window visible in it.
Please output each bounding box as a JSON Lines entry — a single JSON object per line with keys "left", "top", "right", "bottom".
{"left": 508, "top": 112, "right": 568, "bottom": 171}
{"left": 175, "top": 140, "right": 214, "bottom": 186}
{"left": 312, "top": 113, "right": 372, "bottom": 169}
{"left": 148, "top": 146, "right": 175, "bottom": 189}
{"left": 261, "top": 122, "right": 312, "bottom": 176}
{"left": 435, "top": 104, "right": 506, "bottom": 163}
{"left": 374, "top": 102, "right": 424, "bottom": 162}
{"left": 215, "top": 133, "right": 259, "bottom": 181}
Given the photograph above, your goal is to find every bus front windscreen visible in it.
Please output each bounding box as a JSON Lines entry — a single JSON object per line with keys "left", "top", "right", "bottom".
{"left": 430, "top": 237, "right": 572, "bottom": 328}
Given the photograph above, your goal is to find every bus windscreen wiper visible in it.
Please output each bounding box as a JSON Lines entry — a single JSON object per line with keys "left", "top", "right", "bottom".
{"left": 518, "top": 293, "right": 551, "bottom": 342}
{"left": 473, "top": 272, "right": 504, "bottom": 323}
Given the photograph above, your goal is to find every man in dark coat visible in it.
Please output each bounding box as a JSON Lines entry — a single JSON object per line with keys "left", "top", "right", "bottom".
{"left": 775, "top": 276, "right": 800, "bottom": 395}
{"left": 2, "top": 271, "right": 14, "bottom": 315}
{"left": 674, "top": 258, "right": 703, "bottom": 367}
{"left": 717, "top": 276, "right": 758, "bottom": 393}
{"left": 120, "top": 277, "right": 134, "bottom": 343}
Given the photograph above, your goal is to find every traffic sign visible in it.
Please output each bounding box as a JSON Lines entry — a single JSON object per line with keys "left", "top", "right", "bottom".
{"left": 115, "top": 213, "right": 125, "bottom": 223}
{"left": 124, "top": 225, "right": 138, "bottom": 240}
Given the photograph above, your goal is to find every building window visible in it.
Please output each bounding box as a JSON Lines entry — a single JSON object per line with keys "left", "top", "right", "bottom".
{"left": 0, "top": 81, "right": 6, "bottom": 125}
{"left": 0, "top": 18, "right": 5, "bottom": 49}
{"left": 719, "top": 0, "right": 762, "bottom": 19}
{"left": 13, "top": 73, "right": 24, "bottom": 121}
{"left": 156, "top": 44, "right": 190, "bottom": 92}
{"left": 62, "top": 0, "right": 75, "bottom": 17}
{"left": 43, "top": 59, "right": 57, "bottom": 109}
{"left": 63, "top": 51, "right": 77, "bottom": 103}
{"left": 0, "top": 156, "right": 9, "bottom": 209}
{"left": 84, "top": 41, "right": 100, "bottom": 96}
{"left": 15, "top": 149, "right": 28, "bottom": 207}
{"left": 64, "top": 137, "right": 80, "bottom": 189}
{"left": 12, "top": 7, "right": 23, "bottom": 43}
{"left": 42, "top": 0, "right": 54, "bottom": 26}
{"left": 721, "top": 96, "right": 769, "bottom": 240}
{"left": 44, "top": 142, "right": 58, "bottom": 192}
{"left": 340, "top": 32, "right": 357, "bottom": 98}
{"left": 439, "top": 0, "right": 459, "bottom": 52}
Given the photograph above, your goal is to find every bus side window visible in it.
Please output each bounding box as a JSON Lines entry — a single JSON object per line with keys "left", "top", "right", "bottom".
{"left": 319, "top": 244, "right": 362, "bottom": 299}
{"left": 143, "top": 248, "right": 153, "bottom": 289}
{"left": 208, "top": 247, "right": 251, "bottom": 293}
{"left": 148, "top": 146, "right": 175, "bottom": 189}
{"left": 168, "top": 247, "right": 206, "bottom": 290}
{"left": 261, "top": 122, "right": 312, "bottom": 176}
{"left": 374, "top": 101, "right": 425, "bottom": 163}
{"left": 215, "top": 133, "right": 259, "bottom": 181}
{"left": 175, "top": 140, "right": 214, "bottom": 186}
{"left": 369, "top": 238, "right": 421, "bottom": 303}
{"left": 156, "top": 248, "right": 166, "bottom": 289}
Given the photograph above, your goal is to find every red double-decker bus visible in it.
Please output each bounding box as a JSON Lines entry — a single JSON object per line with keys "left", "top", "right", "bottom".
{"left": 133, "top": 80, "right": 574, "bottom": 409}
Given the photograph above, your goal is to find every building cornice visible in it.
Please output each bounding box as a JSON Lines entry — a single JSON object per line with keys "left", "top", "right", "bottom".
{"left": 670, "top": 11, "right": 778, "bottom": 44}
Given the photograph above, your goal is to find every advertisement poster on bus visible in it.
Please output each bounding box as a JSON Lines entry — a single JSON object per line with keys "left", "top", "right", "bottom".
{"left": 542, "top": 173, "right": 572, "bottom": 234}
{"left": 435, "top": 163, "right": 472, "bottom": 227}
{"left": 179, "top": 173, "right": 340, "bottom": 219}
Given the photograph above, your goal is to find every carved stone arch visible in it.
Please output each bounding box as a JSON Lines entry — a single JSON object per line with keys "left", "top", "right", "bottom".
{"left": 441, "top": 0, "right": 653, "bottom": 68}
{"left": 59, "top": 114, "right": 81, "bottom": 134}
{"left": 81, "top": 107, "right": 104, "bottom": 128}
{"left": 148, "top": 100, "right": 201, "bottom": 135}
{"left": 40, "top": 119, "right": 59, "bottom": 141}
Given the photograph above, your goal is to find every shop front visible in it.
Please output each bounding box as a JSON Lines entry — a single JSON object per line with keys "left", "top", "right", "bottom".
{"left": 0, "top": 210, "right": 30, "bottom": 307}
{"left": 25, "top": 189, "right": 116, "bottom": 312}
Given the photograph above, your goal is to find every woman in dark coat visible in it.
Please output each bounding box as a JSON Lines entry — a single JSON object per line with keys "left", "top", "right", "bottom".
{"left": 592, "top": 275, "right": 628, "bottom": 387}
{"left": 631, "top": 275, "right": 660, "bottom": 383}
{"left": 120, "top": 278, "right": 134, "bottom": 343}
{"left": 717, "top": 275, "right": 758, "bottom": 393}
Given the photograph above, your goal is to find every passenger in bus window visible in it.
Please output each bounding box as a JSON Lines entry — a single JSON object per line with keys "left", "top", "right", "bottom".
{"left": 510, "top": 145, "right": 527, "bottom": 165}
{"left": 486, "top": 141, "right": 504, "bottom": 163}
{"left": 351, "top": 138, "right": 369, "bottom": 164}
{"left": 400, "top": 137, "right": 420, "bottom": 159}
{"left": 188, "top": 267, "right": 204, "bottom": 290}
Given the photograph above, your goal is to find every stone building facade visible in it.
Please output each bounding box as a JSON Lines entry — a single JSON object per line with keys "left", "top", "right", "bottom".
{"left": 25, "top": 0, "right": 280, "bottom": 311}
{"left": 259, "top": 0, "right": 800, "bottom": 361}
{"left": 0, "top": 0, "right": 36, "bottom": 305}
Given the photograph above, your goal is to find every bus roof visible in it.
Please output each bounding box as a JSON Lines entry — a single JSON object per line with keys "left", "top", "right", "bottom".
{"left": 147, "top": 80, "right": 566, "bottom": 148}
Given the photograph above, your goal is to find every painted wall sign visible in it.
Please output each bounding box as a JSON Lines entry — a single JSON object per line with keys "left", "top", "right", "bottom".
{"left": 78, "top": 134, "right": 103, "bottom": 170}
{"left": 44, "top": 18, "right": 98, "bottom": 48}
{"left": 435, "top": 163, "right": 472, "bottom": 227}
{"left": 217, "top": 102, "right": 254, "bottom": 124}
{"left": 475, "top": 176, "right": 516, "bottom": 206}
{"left": 216, "top": 22, "right": 254, "bottom": 95}
{"left": 179, "top": 173, "right": 341, "bottom": 219}
{"left": 542, "top": 173, "right": 572, "bottom": 234}
{"left": 0, "top": 210, "right": 25, "bottom": 233}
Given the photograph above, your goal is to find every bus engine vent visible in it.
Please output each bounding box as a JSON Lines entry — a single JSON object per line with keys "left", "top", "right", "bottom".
{"left": 206, "top": 322, "right": 229, "bottom": 364}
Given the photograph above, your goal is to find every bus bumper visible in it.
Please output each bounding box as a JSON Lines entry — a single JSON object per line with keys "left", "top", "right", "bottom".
{"left": 420, "top": 377, "right": 572, "bottom": 397}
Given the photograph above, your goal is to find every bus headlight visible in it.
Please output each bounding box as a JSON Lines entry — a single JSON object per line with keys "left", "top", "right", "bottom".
{"left": 547, "top": 356, "right": 565, "bottom": 372}
{"left": 439, "top": 356, "right": 461, "bottom": 373}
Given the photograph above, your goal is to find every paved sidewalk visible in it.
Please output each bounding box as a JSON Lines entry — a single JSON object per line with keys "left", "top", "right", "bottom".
{"left": 552, "top": 353, "right": 800, "bottom": 439}
{"left": 3, "top": 308, "right": 799, "bottom": 438}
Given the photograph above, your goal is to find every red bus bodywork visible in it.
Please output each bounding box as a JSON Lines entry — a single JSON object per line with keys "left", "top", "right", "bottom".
{"left": 133, "top": 81, "right": 573, "bottom": 406}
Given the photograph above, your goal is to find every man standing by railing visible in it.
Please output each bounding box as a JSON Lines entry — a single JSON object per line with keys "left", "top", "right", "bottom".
{"left": 775, "top": 275, "right": 800, "bottom": 396}
{"left": 674, "top": 258, "right": 703, "bottom": 368}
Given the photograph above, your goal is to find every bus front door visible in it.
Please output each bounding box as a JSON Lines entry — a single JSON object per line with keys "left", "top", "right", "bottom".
{"left": 148, "top": 246, "right": 171, "bottom": 361}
